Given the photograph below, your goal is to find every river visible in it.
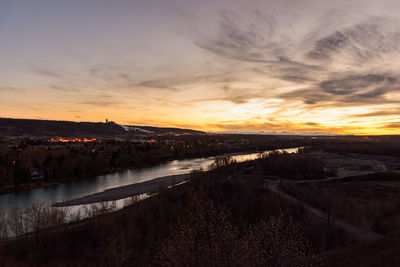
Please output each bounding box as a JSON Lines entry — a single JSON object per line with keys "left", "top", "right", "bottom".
{"left": 0, "top": 147, "right": 300, "bottom": 212}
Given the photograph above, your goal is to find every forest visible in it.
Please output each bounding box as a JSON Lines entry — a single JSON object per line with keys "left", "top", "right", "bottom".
{"left": 0, "top": 134, "right": 310, "bottom": 193}
{"left": 0, "top": 153, "right": 325, "bottom": 266}
{"left": 1, "top": 135, "right": 400, "bottom": 266}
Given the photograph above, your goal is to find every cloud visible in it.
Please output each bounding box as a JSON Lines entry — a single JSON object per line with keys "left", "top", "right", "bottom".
{"left": 79, "top": 94, "right": 125, "bottom": 107}
{"left": 307, "top": 31, "right": 350, "bottom": 60}
{"left": 307, "top": 17, "right": 400, "bottom": 64}
{"left": 350, "top": 110, "right": 400, "bottom": 118}
{"left": 271, "top": 57, "right": 322, "bottom": 83}
{"left": 136, "top": 77, "right": 182, "bottom": 91}
{"left": 320, "top": 74, "right": 396, "bottom": 96}
{"left": 81, "top": 100, "right": 121, "bottom": 107}
{"left": 50, "top": 85, "right": 80, "bottom": 92}
{"left": 278, "top": 88, "right": 331, "bottom": 105}
{"left": 196, "top": 8, "right": 287, "bottom": 63}
{"left": 136, "top": 71, "right": 240, "bottom": 92}
{"left": 30, "top": 2, "right": 400, "bottom": 134}
{"left": 191, "top": 7, "right": 400, "bottom": 116}
{"left": 33, "top": 68, "right": 65, "bottom": 78}
{"left": 0, "top": 86, "right": 22, "bottom": 92}
{"left": 304, "top": 122, "right": 321, "bottom": 127}
{"left": 205, "top": 119, "right": 350, "bottom": 134}
{"left": 191, "top": 91, "right": 266, "bottom": 104}
{"left": 382, "top": 122, "right": 400, "bottom": 129}
{"left": 89, "top": 66, "right": 136, "bottom": 87}
{"left": 278, "top": 73, "right": 399, "bottom": 106}
{"left": 188, "top": 5, "right": 400, "bottom": 135}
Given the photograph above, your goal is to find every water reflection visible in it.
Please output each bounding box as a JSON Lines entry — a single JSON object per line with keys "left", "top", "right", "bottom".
{"left": 0, "top": 147, "right": 300, "bottom": 212}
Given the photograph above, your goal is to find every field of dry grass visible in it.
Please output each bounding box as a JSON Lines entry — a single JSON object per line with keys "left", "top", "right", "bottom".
{"left": 281, "top": 173, "right": 400, "bottom": 235}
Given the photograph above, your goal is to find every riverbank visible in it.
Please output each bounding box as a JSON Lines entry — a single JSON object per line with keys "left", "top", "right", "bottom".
{"left": 0, "top": 165, "right": 147, "bottom": 195}
{"left": 0, "top": 147, "right": 287, "bottom": 195}
{"left": 53, "top": 173, "right": 191, "bottom": 207}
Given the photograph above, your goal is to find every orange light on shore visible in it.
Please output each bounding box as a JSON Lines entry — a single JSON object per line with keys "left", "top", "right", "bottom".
{"left": 49, "top": 138, "right": 96, "bottom": 143}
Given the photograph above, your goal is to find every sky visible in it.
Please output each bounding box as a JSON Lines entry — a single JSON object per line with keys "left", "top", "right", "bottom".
{"left": 1, "top": 0, "right": 400, "bottom": 135}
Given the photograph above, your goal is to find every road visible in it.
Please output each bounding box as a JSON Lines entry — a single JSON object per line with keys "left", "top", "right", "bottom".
{"left": 295, "top": 156, "right": 388, "bottom": 185}
{"left": 264, "top": 179, "right": 383, "bottom": 243}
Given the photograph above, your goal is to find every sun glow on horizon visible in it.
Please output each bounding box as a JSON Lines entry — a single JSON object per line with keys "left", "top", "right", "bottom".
{"left": 1, "top": 0, "right": 400, "bottom": 135}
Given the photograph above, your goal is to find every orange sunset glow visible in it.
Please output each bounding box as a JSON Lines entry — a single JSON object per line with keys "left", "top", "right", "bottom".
{"left": 3, "top": 2, "right": 400, "bottom": 265}
{"left": 1, "top": 0, "right": 400, "bottom": 135}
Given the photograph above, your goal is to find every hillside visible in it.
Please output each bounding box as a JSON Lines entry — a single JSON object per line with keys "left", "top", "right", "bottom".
{"left": 0, "top": 118, "right": 203, "bottom": 137}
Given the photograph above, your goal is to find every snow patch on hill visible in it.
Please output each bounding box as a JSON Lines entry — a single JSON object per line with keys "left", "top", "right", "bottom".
{"left": 109, "top": 121, "right": 154, "bottom": 134}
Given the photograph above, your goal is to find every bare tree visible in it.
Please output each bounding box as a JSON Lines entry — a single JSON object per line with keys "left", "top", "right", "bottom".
{"left": 123, "top": 195, "right": 139, "bottom": 207}
{"left": 7, "top": 207, "right": 27, "bottom": 237}
{"left": 26, "top": 202, "right": 47, "bottom": 232}
{"left": 102, "top": 227, "right": 134, "bottom": 267}
{"left": 48, "top": 205, "right": 70, "bottom": 225}
{"left": 0, "top": 211, "right": 8, "bottom": 239}
{"left": 239, "top": 212, "right": 319, "bottom": 267}
{"left": 157, "top": 192, "right": 238, "bottom": 267}
{"left": 83, "top": 201, "right": 117, "bottom": 218}
{"left": 157, "top": 193, "right": 319, "bottom": 267}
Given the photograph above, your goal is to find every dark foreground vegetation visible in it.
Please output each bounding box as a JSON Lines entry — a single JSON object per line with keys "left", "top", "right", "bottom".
{"left": 311, "top": 135, "right": 400, "bottom": 157}
{"left": 251, "top": 149, "right": 336, "bottom": 179}
{"left": 0, "top": 155, "right": 328, "bottom": 266}
{"left": 1, "top": 145, "right": 400, "bottom": 266}
{"left": 282, "top": 171, "right": 400, "bottom": 235}
{"left": 2, "top": 135, "right": 400, "bottom": 266}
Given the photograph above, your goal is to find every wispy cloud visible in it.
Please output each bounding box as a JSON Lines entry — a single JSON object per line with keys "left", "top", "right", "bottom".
{"left": 0, "top": 86, "right": 23, "bottom": 92}
{"left": 33, "top": 68, "right": 65, "bottom": 78}
{"left": 4, "top": 0, "right": 400, "bottom": 134}
{"left": 382, "top": 122, "right": 400, "bottom": 129}
{"left": 307, "top": 17, "right": 400, "bottom": 64}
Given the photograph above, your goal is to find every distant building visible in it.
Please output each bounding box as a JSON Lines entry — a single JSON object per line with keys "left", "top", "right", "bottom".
{"left": 31, "top": 168, "right": 44, "bottom": 180}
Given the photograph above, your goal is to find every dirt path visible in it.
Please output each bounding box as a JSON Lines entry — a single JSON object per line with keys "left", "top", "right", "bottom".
{"left": 294, "top": 157, "right": 387, "bottom": 185}
{"left": 265, "top": 179, "right": 383, "bottom": 243}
